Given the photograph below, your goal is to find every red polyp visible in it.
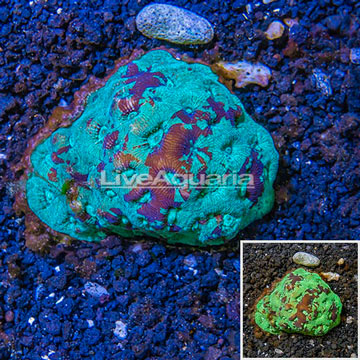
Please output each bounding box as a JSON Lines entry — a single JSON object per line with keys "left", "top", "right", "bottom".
{"left": 122, "top": 63, "right": 167, "bottom": 99}
{"left": 247, "top": 150, "right": 265, "bottom": 206}
{"left": 51, "top": 145, "right": 71, "bottom": 164}
{"left": 205, "top": 97, "right": 242, "bottom": 126}
{"left": 103, "top": 130, "right": 119, "bottom": 150}
{"left": 48, "top": 168, "right": 58, "bottom": 182}
{"left": 117, "top": 97, "right": 140, "bottom": 116}
{"left": 96, "top": 161, "right": 106, "bottom": 172}
{"left": 205, "top": 97, "right": 226, "bottom": 123}
{"left": 70, "top": 172, "right": 89, "bottom": 184}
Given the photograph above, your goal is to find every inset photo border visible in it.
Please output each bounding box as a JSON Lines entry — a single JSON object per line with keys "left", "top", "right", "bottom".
{"left": 241, "top": 240, "right": 359, "bottom": 360}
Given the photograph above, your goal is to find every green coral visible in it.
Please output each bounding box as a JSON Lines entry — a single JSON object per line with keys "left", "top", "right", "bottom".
{"left": 26, "top": 49, "right": 279, "bottom": 246}
{"left": 255, "top": 268, "right": 342, "bottom": 336}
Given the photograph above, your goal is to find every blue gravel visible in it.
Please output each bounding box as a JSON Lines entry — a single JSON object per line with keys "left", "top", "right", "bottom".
{"left": 0, "top": 224, "right": 238, "bottom": 358}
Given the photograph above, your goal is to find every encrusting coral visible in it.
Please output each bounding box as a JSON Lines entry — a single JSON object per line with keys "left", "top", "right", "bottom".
{"left": 254, "top": 268, "right": 342, "bottom": 336}
{"left": 20, "top": 49, "right": 278, "bottom": 247}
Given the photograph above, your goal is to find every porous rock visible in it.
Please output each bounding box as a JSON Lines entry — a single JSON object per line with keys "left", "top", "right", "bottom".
{"left": 320, "top": 272, "right": 340, "bottom": 282}
{"left": 214, "top": 61, "right": 272, "bottom": 88}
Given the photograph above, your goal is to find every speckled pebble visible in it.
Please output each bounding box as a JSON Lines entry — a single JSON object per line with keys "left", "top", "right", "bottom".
{"left": 114, "top": 320, "right": 127, "bottom": 339}
{"left": 136, "top": 3, "right": 214, "bottom": 44}
{"left": 292, "top": 252, "right": 320, "bottom": 267}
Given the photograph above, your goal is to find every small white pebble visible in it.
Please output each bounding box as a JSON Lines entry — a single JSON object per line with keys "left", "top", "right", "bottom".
{"left": 214, "top": 268, "right": 223, "bottom": 276}
{"left": 131, "top": 243, "right": 143, "bottom": 253}
{"left": 87, "top": 320, "right": 94, "bottom": 327}
{"left": 56, "top": 8, "right": 62, "bottom": 14}
{"left": 337, "top": 258, "right": 345, "bottom": 265}
{"left": 274, "top": 349, "right": 284, "bottom": 355}
{"left": 214, "top": 268, "right": 227, "bottom": 278}
{"left": 59, "top": 99, "right": 68, "bottom": 107}
{"left": 114, "top": 320, "right": 127, "bottom": 339}
{"left": 41, "top": 352, "right": 55, "bottom": 360}
{"left": 48, "top": 293, "right": 55, "bottom": 298}
{"left": 346, "top": 316, "right": 354, "bottom": 324}
{"left": 28, "top": 317, "right": 35, "bottom": 325}
{"left": 54, "top": 266, "right": 60, "bottom": 272}
{"left": 55, "top": 296, "right": 64, "bottom": 305}
{"left": 264, "top": 21, "right": 285, "bottom": 40}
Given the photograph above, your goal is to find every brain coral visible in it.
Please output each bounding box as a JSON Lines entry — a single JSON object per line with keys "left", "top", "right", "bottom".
{"left": 255, "top": 268, "right": 342, "bottom": 336}
{"left": 25, "top": 49, "right": 278, "bottom": 246}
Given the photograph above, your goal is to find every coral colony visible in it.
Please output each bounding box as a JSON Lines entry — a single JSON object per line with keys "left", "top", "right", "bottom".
{"left": 26, "top": 50, "right": 279, "bottom": 246}
{"left": 255, "top": 268, "right": 342, "bottom": 336}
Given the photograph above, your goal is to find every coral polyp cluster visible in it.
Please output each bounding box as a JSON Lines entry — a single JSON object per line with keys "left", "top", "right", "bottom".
{"left": 25, "top": 49, "right": 278, "bottom": 246}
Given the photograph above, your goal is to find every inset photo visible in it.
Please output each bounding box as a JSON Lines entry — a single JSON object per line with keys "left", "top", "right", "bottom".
{"left": 241, "top": 241, "right": 359, "bottom": 359}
